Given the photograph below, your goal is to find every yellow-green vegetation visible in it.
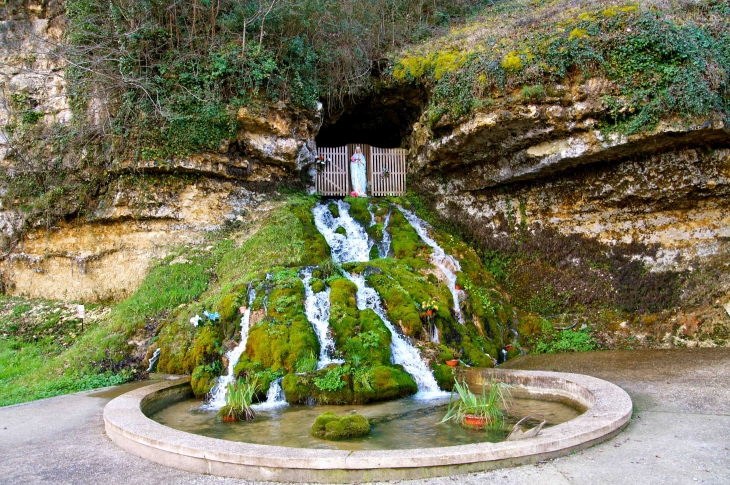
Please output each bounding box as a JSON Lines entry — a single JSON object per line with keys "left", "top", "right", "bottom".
{"left": 0, "top": 193, "right": 530, "bottom": 407}
{"left": 311, "top": 411, "right": 370, "bottom": 440}
{"left": 391, "top": 0, "right": 730, "bottom": 133}
{"left": 219, "top": 377, "right": 258, "bottom": 421}
{"left": 441, "top": 378, "right": 510, "bottom": 430}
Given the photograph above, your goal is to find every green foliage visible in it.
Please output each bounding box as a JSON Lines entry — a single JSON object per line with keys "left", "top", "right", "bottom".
{"left": 440, "top": 378, "right": 510, "bottom": 429}
{"left": 294, "top": 351, "right": 318, "bottom": 373}
{"left": 311, "top": 412, "right": 370, "bottom": 440}
{"left": 313, "top": 365, "right": 348, "bottom": 392}
{"left": 534, "top": 327, "right": 599, "bottom": 354}
{"left": 219, "top": 377, "right": 258, "bottom": 420}
{"left": 392, "top": 1, "right": 730, "bottom": 133}
{"left": 63, "top": 0, "right": 485, "bottom": 161}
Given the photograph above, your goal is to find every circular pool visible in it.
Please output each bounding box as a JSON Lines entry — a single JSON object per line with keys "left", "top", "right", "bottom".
{"left": 104, "top": 368, "right": 632, "bottom": 482}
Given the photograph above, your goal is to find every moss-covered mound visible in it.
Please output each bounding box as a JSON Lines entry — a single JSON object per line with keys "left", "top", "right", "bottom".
{"left": 152, "top": 196, "right": 525, "bottom": 404}
{"left": 282, "top": 364, "right": 417, "bottom": 405}
{"left": 311, "top": 412, "right": 371, "bottom": 440}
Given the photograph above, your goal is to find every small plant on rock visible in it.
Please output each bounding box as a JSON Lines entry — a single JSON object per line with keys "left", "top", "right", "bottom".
{"left": 440, "top": 378, "right": 510, "bottom": 430}
{"left": 219, "top": 377, "right": 258, "bottom": 421}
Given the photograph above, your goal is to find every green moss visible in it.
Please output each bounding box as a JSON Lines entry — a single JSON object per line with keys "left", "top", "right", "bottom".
{"left": 343, "top": 197, "right": 371, "bottom": 226}
{"left": 432, "top": 363, "right": 455, "bottom": 391}
{"left": 389, "top": 209, "right": 423, "bottom": 260}
{"left": 328, "top": 203, "right": 340, "bottom": 218}
{"left": 311, "top": 412, "right": 370, "bottom": 440}
{"left": 243, "top": 275, "right": 319, "bottom": 374}
{"left": 282, "top": 364, "right": 417, "bottom": 404}
{"left": 310, "top": 278, "right": 326, "bottom": 293}
{"left": 191, "top": 365, "right": 216, "bottom": 398}
{"left": 335, "top": 226, "right": 347, "bottom": 236}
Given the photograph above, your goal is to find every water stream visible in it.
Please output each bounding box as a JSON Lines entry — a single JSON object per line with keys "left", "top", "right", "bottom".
{"left": 312, "top": 200, "right": 445, "bottom": 398}
{"left": 397, "top": 206, "right": 465, "bottom": 324}
{"left": 202, "top": 287, "right": 256, "bottom": 411}
{"left": 301, "top": 267, "right": 343, "bottom": 369}
{"left": 252, "top": 377, "right": 288, "bottom": 410}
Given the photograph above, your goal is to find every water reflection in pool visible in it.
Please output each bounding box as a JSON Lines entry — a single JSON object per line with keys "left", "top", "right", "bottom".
{"left": 149, "top": 395, "right": 581, "bottom": 450}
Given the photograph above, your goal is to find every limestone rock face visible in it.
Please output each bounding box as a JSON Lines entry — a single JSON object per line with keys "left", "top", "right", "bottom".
{"left": 236, "top": 103, "right": 322, "bottom": 170}
{"left": 410, "top": 79, "right": 729, "bottom": 192}
{"left": 0, "top": 178, "right": 280, "bottom": 301}
{"left": 0, "top": 2, "right": 69, "bottom": 164}
{"left": 409, "top": 78, "right": 730, "bottom": 267}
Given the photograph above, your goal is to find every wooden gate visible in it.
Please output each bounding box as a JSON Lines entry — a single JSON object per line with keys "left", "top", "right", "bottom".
{"left": 369, "top": 147, "right": 407, "bottom": 196}
{"left": 315, "top": 146, "right": 349, "bottom": 196}
{"left": 315, "top": 144, "right": 407, "bottom": 196}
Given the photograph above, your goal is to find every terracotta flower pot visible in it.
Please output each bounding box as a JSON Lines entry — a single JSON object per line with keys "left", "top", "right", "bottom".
{"left": 455, "top": 285, "right": 460, "bottom": 290}
{"left": 222, "top": 415, "right": 238, "bottom": 422}
{"left": 463, "top": 415, "right": 488, "bottom": 427}
{"left": 426, "top": 309, "right": 433, "bottom": 316}
{"left": 445, "top": 359, "right": 459, "bottom": 367}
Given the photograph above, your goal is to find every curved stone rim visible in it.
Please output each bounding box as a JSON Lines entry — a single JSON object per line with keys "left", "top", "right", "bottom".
{"left": 103, "top": 369, "right": 632, "bottom": 482}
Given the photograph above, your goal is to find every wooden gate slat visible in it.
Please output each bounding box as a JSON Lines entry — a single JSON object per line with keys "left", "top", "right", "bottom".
{"left": 315, "top": 144, "right": 406, "bottom": 196}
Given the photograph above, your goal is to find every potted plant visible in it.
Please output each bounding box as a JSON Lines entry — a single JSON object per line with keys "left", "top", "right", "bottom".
{"left": 440, "top": 378, "right": 510, "bottom": 429}
{"left": 219, "top": 377, "right": 258, "bottom": 422}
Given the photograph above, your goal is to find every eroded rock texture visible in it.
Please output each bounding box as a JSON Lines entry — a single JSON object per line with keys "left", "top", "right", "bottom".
{"left": 409, "top": 79, "right": 730, "bottom": 268}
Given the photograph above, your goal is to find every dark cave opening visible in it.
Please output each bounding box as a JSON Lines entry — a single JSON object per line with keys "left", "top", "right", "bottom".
{"left": 315, "top": 84, "right": 428, "bottom": 149}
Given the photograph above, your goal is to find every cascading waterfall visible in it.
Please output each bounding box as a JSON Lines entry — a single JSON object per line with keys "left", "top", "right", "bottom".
{"left": 203, "top": 287, "right": 256, "bottom": 411}
{"left": 301, "top": 267, "right": 343, "bottom": 369}
{"left": 146, "top": 348, "right": 160, "bottom": 372}
{"left": 348, "top": 273, "right": 444, "bottom": 397}
{"left": 367, "top": 203, "right": 393, "bottom": 258}
{"left": 397, "top": 206, "right": 465, "bottom": 324}
{"left": 313, "top": 200, "right": 372, "bottom": 263}
{"left": 253, "top": 377, "right": 288, "bottom": 410}
{"left": 312, "top": 200, "right": 445, "bottom": 398}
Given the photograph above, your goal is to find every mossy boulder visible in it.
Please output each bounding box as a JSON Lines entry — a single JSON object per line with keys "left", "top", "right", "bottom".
{"left": 432, "top": 363, "right": 455, "bottom": 391}
{"left": 343, "top": 197, "right": 371, "bottom": 226}
{"left": 327, "top": 202, "right": 340, "bottom": 218}
{"left": 335, "top": 226, "right": 347, "bottom": 236}
{"left": 191, "top": 365, "right": 216, "bottom": 398}
{"left": 310, "top": 278, "right": 326, "bottom": 293}
{"left": 311, "top": 412, "right": 370, "bottom": 440}
{"left": 282, "top": 365, "right": 417, "bottom": 404}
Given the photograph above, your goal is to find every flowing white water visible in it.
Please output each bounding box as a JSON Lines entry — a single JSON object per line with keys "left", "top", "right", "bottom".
{"left": 313, "top": 200, "right": 372, "bottom": 263}
{"left": 312, "top": 200, "right": 445, "bottom": 398}
{"left": 301, "top": 267, "right": 343, "bottom": 369}
{"left": 348, "top": 272, "right": 445, "bottom": 398}
{"left": 367, "top": 204, "right": 393, "bottom": 258}
{"left": 397, "top": 206, "right": 465, "bottom": 324}
{"left": 146, "top": 348, "right": 160, "bottom": 372}
{"left": 203, "top": 287, "right": 256, "bottom": 411}
{"left": 252, "top": 377, "right": 288, "bottom": 410}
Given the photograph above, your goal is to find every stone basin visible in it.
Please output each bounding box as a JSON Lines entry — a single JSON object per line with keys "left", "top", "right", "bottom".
{"left": 103, "top": 368, "right": 632, "bottom": 483}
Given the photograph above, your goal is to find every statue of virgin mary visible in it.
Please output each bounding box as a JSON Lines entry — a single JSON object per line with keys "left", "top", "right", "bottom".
{"left": 350, "top": 146, "right": 368, "bottom": 197}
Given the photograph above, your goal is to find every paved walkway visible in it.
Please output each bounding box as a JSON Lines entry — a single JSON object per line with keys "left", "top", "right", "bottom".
{"left": 1, "top": 348, "right": 728, "bottom": 484}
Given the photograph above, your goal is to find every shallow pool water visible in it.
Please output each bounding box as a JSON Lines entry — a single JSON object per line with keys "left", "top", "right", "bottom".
{"left": 149, "top": 395, "right": 581, "bottom": 450}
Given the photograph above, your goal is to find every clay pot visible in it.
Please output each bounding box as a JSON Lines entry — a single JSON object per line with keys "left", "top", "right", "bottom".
{"left": 426, "top": 310, "right": 433, "bottom": 316}
{"left": 455, "top": 285, "right": 461, "bottom": 290}
{"left": 222, "top": 415, "right": 238, "bottom": 422}
{"left": 445, "top": 359, "right": 459, "bottom": 367}
{"left": 463, "top": 415, "right": 488, "bottom": 427}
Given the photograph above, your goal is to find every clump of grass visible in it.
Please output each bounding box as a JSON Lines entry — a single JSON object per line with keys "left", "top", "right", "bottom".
{"left": 219, "top": 377, "right": 258, "bottom": 421}
{"left": 440, "top": 378, "right": 510, "bottom": 430}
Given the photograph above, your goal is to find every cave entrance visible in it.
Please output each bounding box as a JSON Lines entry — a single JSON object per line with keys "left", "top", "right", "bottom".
{"left": 315, "top": 143, "right": 406, "bottom": 196}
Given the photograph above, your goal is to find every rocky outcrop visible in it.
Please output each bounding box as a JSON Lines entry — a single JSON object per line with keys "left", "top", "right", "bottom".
{"left": 410, "top": 79, "right": 729, "bottom": 192}
{"left": 0, "top": 177, "right": 281, "bottom": 301}
{"left": 409, "top": 78, "right": 730, "bottom": 267}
